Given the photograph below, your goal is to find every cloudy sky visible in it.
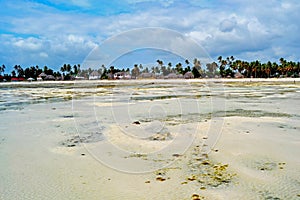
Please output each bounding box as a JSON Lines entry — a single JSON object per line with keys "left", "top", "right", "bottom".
{"left": 0, "top": 0, "right": 299, "bottom": 71}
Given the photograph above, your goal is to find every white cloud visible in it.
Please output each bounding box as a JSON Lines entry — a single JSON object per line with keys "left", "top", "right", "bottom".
{"left": 13, "top": 37, "right": 43, "bottom": 51}
{"left": 1, "top": 0, "right": 300, "bottom": 70}
{"left": 126, "top": 0, "right": 174, "bottom": 7}
{"left": 46, "top": 0, "right": 91, "bottom": 8}
{"left": 67, "top": 34, "right": 85, "bottom": 43}
{"left": 82, "top": 28, "right": 211, "bottom": 69}
{"left": 39, "top": 52, "right": 49, "bottom": 58}
{"left": 219, "top": 18, "right": 237, "bottom": 32}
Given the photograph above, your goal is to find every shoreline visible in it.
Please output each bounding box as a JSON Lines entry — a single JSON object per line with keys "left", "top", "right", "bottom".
{"left": 0, "top": 77, "right": 300, "bottom": 86}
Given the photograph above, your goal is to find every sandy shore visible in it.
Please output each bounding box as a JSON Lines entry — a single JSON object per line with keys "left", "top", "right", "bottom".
{"left": 1, "top": 77, "right": 300, "bottom": 86}
{"left": 0, "top": 80, "right": 299, "bottom": 199}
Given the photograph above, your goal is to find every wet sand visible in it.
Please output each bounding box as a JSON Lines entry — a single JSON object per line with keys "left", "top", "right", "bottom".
{"left": 0, "top": 79, "right": 299, "bottom": 199}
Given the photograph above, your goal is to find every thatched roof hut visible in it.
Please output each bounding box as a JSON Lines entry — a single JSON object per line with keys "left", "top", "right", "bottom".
{"left": 44, "top": 75, "right": 55, "bottom": 80}
{"left": 184, "top": 72, "right": 194, "bottom": 79}
{"left": 89, "top": 71, "right": 100, "bottom": 80}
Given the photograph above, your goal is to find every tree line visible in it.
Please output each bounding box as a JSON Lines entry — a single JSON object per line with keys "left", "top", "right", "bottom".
{"left": 0, "top": 56, "right": 299, "bottom": 81}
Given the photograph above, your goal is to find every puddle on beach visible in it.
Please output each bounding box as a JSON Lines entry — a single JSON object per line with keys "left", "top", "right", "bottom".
{"left": 0, "top": 80, "right": 300, "bottom": 199}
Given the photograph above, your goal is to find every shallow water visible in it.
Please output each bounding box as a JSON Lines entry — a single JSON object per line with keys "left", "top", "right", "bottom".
{"left": 0, "top": 80, "right": 299, "bottom": 199}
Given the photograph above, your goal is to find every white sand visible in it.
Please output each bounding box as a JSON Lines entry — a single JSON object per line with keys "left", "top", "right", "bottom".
{"left": 0, "top": 79, "right": 299, "bottom": 199}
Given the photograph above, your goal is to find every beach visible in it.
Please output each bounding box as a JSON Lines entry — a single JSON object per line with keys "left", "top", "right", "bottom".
{"left": 0, "top": 79, "right": 300, "bottom": 199}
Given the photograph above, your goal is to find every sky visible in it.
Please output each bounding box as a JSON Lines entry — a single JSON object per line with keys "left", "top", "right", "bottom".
{"left": 0, "top": 0, "right": 299, "bottom": 72}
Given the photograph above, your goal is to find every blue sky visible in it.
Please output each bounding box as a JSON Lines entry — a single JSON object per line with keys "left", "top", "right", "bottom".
{"left": 0, "top": 0, "right": 300, "bottom": 72}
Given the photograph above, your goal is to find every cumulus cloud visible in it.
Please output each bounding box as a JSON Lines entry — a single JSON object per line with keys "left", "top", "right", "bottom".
{"left": 39, "top": 52, "right": 49, "bottom": 58}
{"left": 1, "top": 0, "right": 300, "bottom": 71}
{"left": 126, "top": 0, "right": 175, "bottom": 7}
{"left": 46, "top": 0, "right": 91, "bottom": 8}
{"left": 13, "top": 37, "right": 43, "bottom": 51}
{"left": 82, "top": 28, "right": 211, "bottom": 69}
{"left": 219, "top": 18, "right": 237, "bottom": 32}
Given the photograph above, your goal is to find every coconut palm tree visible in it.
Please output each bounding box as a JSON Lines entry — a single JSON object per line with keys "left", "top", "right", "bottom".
{"left": 151, "top": 66, "right": 155, "bottom": 74}
{"left": 193, "top": 58, "right": 201, "bottom": 70}
{"left": 14, "top": 65, "right": 24, "bottom": 77}
{"left": 217, "top": 56, "right": 227, "bottom": 77}
{"left": 73, "top": 65, "right": 78, "bottom": 75}
{"left": 175, "top": 63, "right": 183, "bottom": 74}
{"left": 185, "top": 59, "right": 189, "bottom": 65}
{"left": 0, "top": 64, "right": 5, "bottom": 75}
{"left": 139, "top": 64, "right": 143, "bottom": 71}
{"left": 279, "top": 58, "right": 287, "bottom": 76}
{"left": 167, "top": 62, "right": 172, "bottom": 73}
{"left": 11, "top": 70, "right": 16, "bottom": 77}
{"left": 66, "top": 64, "right": 71, "bottom": 73}
{"left": 156, "top": 60, "right": 163, "bottom": 70}
{"left": 61, "top": 64, "right": 66, "bottom": 73}
{"left": 131, "top": 64, "right": 140, "bottom": 78}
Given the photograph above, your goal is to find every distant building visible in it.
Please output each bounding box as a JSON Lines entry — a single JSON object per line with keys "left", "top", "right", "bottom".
{"left": 75, "top": 72, "right": 87, "bottom": 80}
{"left": 38, "top": 72, "right": 47, "bottom": 79}
{"left": 89, "top": 71, "right": 100, "bottom": 80}
{"left": 166, "top": 73, "right": 180, "bottom": 79}
{"left": 11, "top": 77, "right": 19, "bottom": 82}
{"left": 75, "top": 76, "right": 85, "bottom": 80}
{"left": 138, "top": 73, "right": 155, "bottom": 79}
{"left": 114, "top": 72, "right": 131, "bottom": 79}
{"left": 184, "top": 72, "right": 194, "bottom": 79}
{"left": 234, "top": 72, "right": 244, "bottom": 78}
{"left": 44, "top": 75, "right": 55, "bottom": 81}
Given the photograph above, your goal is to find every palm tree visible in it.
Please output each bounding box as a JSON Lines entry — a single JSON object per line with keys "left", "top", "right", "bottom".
{"left": 185, "top": 59, "right": 190, "bottom": 67}
{"left": 167, "top": 62, "right": 172, "bottom": 73}
{"left": 61, "top": 64, "right": 67, "bottom": 73}
{"left": 139, "top": 64, "right": 143, "bottom": 71}
{"left": 151, "top": 66, "right": 155, "bottom": 74}
{"left": 43, "top": 66, "right": 48, "bottom": 73}
{"left": 109, "top": 66, "right": 115, "bottom": 79}
{"left": 11, "top": 70, "right": 16, "bottom": 77}
{"left": 226, "top": 56, "right": 235, "bottom": 71}
{"left": 193, "top": 58, "right": 201, "bottom": 70}
{"left": 0, "top": 64, "right": 5, "bottom": 75}
{"left": 144, "top": 67, "right": 149, "bottom": 73}
{"left": 131, "top": 64, "right": 140, "bottom": 78}
{"left": 77, "top": 64, "right": 81, "bottom": 74}
{"left": 266, "top": 61, "right": 272, "bottom": 78}
{"left": 241, "top": 61, "right": 250, "bottom": 77}
{"left": 294, "top": 62, "right": 300, "bottom": 75}
{"left": 272, "top": 62, "right": 279, "bottom": 77}
{"left": 154, "top": 66, "right": 160, "bottom": 74}
{"left": 14, "top": 65, "right": 19, "bottom": 72}
{"left": 73, "top": 65, "right": 78, "bottom": 75}
{"left": 14, "top": 65, "right": 24, "bottom": 77}
{"left": 255, "top": 62, "right": 261, "bottom": 78}
{"left": 206, "top": 62, "right": 218, "bottom": 77}
{"left": 217, "top": 56, "right": 227, "bottom": 77}
{"left": 279, "top": 58, "right": 287, "bottom": 76}
{"left": 156, "top": 60, "right": 163, "bottom": 69}
{"left": 66, "top": 64, "right": 71, "bottom": 73}
{"left": 175, "top": 62, "right": 183, "bottom": 74}
{"left": 217, "top": 56, "right": 222, "bottom": 63}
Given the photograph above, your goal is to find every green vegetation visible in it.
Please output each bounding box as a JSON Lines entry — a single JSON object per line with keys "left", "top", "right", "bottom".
{"left": 0, "top": 56, "right": 299, "bottom": 82}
